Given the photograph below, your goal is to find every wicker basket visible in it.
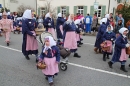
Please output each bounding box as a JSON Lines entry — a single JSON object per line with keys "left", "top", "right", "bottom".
{"left": 100, "top": 42, "right": 110, "bottom": 51}
{"left": 35, "top": 28, "right": 45, "bottom": 36}
{"left": 126, "top": 47, "right": 130, "bottom": 55}
{"left": 16, "top": 27, "right": 20, "bottom": 31}
{"left": 80, "top": 31, "right": 85, "bottom": 35}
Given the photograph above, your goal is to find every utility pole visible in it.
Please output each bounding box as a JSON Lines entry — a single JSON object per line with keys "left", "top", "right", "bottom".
{"left": 36, "top": 0, "right": 37, "bottom": 14}
{"left": 108, "top": 0, "right": 110, "bottom": 13}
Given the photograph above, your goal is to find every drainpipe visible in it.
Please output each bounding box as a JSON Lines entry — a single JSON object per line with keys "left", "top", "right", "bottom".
{"left": 108, "top": 0, "right": 110, "bottom": 13}
{"left": 36, "top": 0, "right": 37, "bottom": 14}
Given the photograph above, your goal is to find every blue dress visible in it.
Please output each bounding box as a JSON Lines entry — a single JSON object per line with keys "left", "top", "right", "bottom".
{"left": 111, "top": 35, "right": 128, "bottom": 62}
{"left": 56, "top": 17, "right": 65, "bottom": 39}
{"left": 43, "top": 17, "right": 55, "bottom": 31}
{"left": 22, "top": 19, "right": 38, "bottom": 56}
{"left": 94, "top": 23, "right": 107, "bottom": 48}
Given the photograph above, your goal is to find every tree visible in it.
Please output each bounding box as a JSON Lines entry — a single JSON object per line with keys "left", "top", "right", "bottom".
{"left": 0, "top": 7, "right": 10, "bottom": 13}
{"left": 43, "top": 0, "right": 56, "bottom": 18}
{"left": 116, "top": 2, "right": 130, "bottom": 27}
{"left": 17, "top": 4, "right": 35, "bottom": 15}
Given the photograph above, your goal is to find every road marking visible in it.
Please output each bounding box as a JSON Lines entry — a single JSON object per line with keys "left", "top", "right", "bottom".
{"left": 84, "top": 43, "right": 94, "bottom": 46}
{"left": 0, "top": 45, "right": 130, "bottom": 79}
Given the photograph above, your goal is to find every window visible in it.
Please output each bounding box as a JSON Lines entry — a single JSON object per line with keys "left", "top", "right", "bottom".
{"left": 78, "top": 6, "right": 84, "bottom": 14}
{"left": 61, "top": 7, "right": 66, "bottom": 15}
{"left": 40, "top": 8, "right": 45, "bottom": 15}
{"left": 95, "top": 6, "right": 102, "bottom": 17}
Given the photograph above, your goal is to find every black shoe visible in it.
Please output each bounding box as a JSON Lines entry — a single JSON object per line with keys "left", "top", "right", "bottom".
{"left": 49, "top": 82, "right": 55, "bottom": 86}
{"left": 14, "top": 31, "right": 16, "bottom": 34}
{"left": 129, "top": 55, "right": 130, "bottom": 58}
{"left": 103, "top": 54, "right": 106, "bottom": 61}
{"left": 107, "top": 54, "right": 110, "bottom": 59}
{"left": 36, "top": 58, "right": 38, "bottom": 63}
{"left": 129, "top": 64, "right": 130, "bottom": 67}
{"left": 77, "top": 44, "right": 81, "bottom": 47}
{"left": 25, "top": 55, "right": 30, "bottom": 60}
{"left": 7, "top": 43, "right": 9, "bottom": 46}
{"left": 74, "top": 53, "right": 81, "bottom": 58}
{"left": 108, "top": 61, "right": 113, "bottom": 68}
{"left": 80, "top": 38, "right": 83, "bottom": 41}
{"left": 79, "top": 42, "right": 83, "bottom": 45}
{"left": 45, "top": 76, "right": 48, "bottom": 80}
{"left": 120, "top": 65, "right": 128, "bottom": 72}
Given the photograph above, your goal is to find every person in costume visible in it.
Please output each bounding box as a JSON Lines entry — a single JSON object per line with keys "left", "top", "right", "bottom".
{"left": 94, "top": 18, "right": 107, "bottom": 53}
{"left": 108, "top": 27, "right": 129, "bottom": 72}
{"left": 22, "top": 9, "right": 38, "bottom": 60}
{"left": 115, "top": 20, "right": 123, "bottom": 37}
{"left": 16, "top": 18, "right": 22, "bottom": 34}
{"left": 63, "top": 14, "right": 81, "bottom": 58}
{"left": 39, "top": 36, "right": 60, "bottom": 86}
{"left": 74, "top": 19, "right": 83, "bottom": 47}
{"left": 84, "top": 14, "right": 92, "bottom": 33}
{"left": 56, "top": 13, "right": 66, "bottom": 42}
{"left": 0, "top": 12, "right": 13, "bottom": 46}
{"left": 102, "top": 25, "right": 116, "bottom": 61}
{"left": 43, "top": 13, "right": 56, "bottom": 40}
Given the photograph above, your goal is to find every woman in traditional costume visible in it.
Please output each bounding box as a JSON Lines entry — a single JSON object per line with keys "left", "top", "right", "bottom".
{"left": 63, "top": 14, "right": 81, "bottom": 58}
{"left": 43, "top": 13, "right": 56, "bottom": 40}
{"left": 22, "top": 9, "right": 38, "bottom": 60}
{"left": 94, "top": 18, "right": 107, "bottom": 53}
{"left": 0, "top": 12, "right": 13, "bottom": 46}
{"left": 56, "top": 13, "right": 65, "bottom": 42}
{"left": 108, "top": 27, "right": 129, "bottom": 72}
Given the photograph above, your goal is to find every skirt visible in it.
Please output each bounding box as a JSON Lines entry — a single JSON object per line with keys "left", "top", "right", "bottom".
{"left": 64, "top": 31, "right": 77, "bottom": 50}
{"left": 76, "top": 33, "right": 80, "bottom": 42}
{"left": 119, "top": 49, "right": 128, "bottom": 61}
{"left": 48, "top": 28, "right": 57, "bottom": 40}
{"left": 26, "top": 31, "right": 38, "bottom": 51}
{"left": 42, "top": 57, "right": 59, "bottom": 75}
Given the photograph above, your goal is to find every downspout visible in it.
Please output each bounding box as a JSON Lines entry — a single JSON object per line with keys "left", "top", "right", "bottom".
{"left": 108, "top": 0, "right": 110, "bottom": 13}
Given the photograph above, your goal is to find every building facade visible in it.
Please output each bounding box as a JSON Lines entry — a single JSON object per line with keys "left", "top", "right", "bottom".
{"left": 37, "top": 0, "right": 117, "bottom": 18}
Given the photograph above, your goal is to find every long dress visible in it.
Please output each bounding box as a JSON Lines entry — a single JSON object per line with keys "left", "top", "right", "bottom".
{"left": 0, "top": 18, "right": 13, "bottom": 43}
{"left": 22, "top": 18, "right": 38, "bottom": 56}
{"left": 39, "top": 46, "right": 60, "bottom": 76}
{"left": 94, "top": 23, "right": 107, "bottom": 49}
{"left": 63, "top": 21, "right": 77, "bottom": 52}
{"left": 43, "top": 17, "right": 56, "bottom": 39}
{"left": 56, "top": 17, "right": 65, "bottom": 39}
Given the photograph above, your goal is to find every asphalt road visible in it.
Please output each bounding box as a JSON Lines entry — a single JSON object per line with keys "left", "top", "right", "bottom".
{"left": 0, "top": 32, "right": 130, "bottom": 86}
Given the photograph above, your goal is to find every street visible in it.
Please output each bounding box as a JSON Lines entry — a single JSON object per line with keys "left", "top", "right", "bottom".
{"left": 0, "top": 33, "right": 130, "bottom": 86}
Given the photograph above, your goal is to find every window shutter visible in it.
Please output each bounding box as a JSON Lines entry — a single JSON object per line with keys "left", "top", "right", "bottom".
{"left": 90, "top": 6, "right": 94, "bottom": 17}
{"left": 57, "top": 7, "right": 60, "bottom": 14}
{"left": 66, "top": 6, "right": 69, "bottom": 15}
{"left": 74, "top": 6, "right": 77, "bottom": 15}
{"left": 101, "top": 6, "right": 106, "bottom": 18}
{"left": 38, "top": 7, "right": 40, "bottom": 16}
{"left": 83, "top": 6, "right": 87, "bottom": 17}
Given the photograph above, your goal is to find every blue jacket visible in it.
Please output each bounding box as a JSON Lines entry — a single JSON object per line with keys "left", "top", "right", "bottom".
{"left": 43, "top": 17, "right": 55, "bottom": 31}
{"left": 40, "top": 46, "right": 60, "bottom": 62}
{"left": 94, "top": 23, "right": 107, "bottom": 48}
{"left": 103, "top": 32, "right": 116, "bottom": 42}
{"left": 111, "top": 34, "right": 128, "bottom": 62}
{"left": 56, "top": 17, "right": 65, "bottom": 39}
{"left": 22, "top": 19, "right": 36, "bottom": 36}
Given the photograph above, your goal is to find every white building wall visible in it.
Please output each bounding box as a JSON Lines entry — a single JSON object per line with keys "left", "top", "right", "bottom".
{"left": 37, "top": 0, "right": 117, "bottom": 14}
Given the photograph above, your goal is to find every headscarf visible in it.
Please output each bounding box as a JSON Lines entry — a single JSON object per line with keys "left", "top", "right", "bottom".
{"left": 100, "top": 18, "right": 107, "bottom": 24}
{"left": 105, "top": 14, "right": 110, "bottom": 19}
{"left": 106, "top": 25, "right": 113, "bottom": 32}
{"left": 43, "top": 36, "right": 56, "bottom": 53}
{"left": 67, "top": 14, "right": 74, "bottom": 23}
{"left": 57, "top": 13, "right": 62, "bottom": 17}
{"left": 45, "top": 12, "right": 51, "bottom": 18}
{"left": 22, "top": 9, "right": 32, "bottom": 19}
{"left": 0, "top": 13, "right": 2, "bottom": 16}
{"left": 7, "top": 12, "right": 10, "bottom": 15}
{"left": 119, "top": 27, "right": 128, "bottom": 35}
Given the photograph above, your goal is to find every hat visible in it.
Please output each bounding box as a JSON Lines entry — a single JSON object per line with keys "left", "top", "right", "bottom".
{"left": 119, "top": 27, "right": 128, "bottom": 35}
